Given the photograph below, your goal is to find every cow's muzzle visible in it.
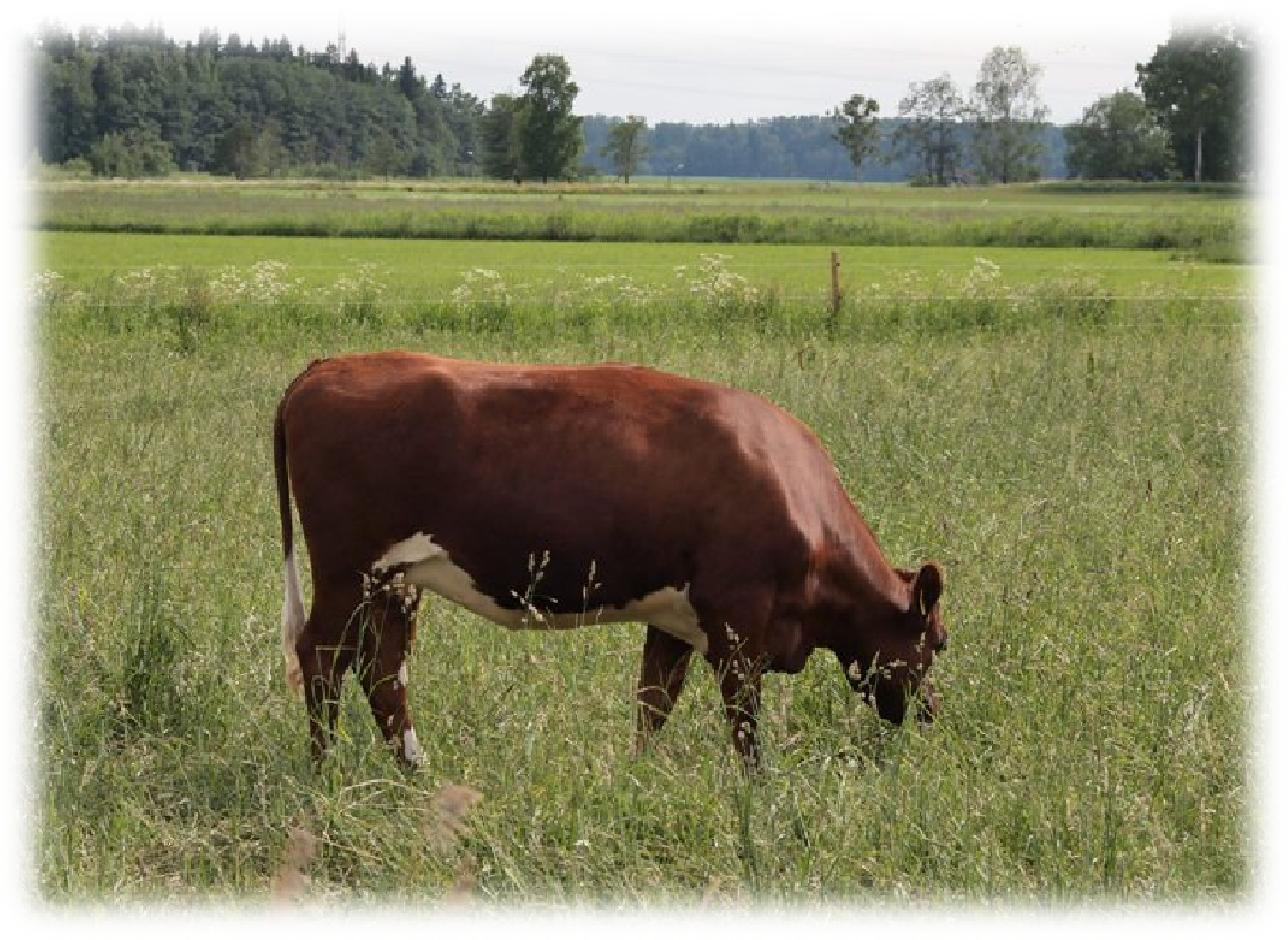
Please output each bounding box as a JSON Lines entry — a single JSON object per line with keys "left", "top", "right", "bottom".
{"left": 915, "top": 677, "right": 940, "bottom": 723}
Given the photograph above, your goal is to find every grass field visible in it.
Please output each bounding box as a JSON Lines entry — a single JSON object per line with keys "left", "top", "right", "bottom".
{"left": 33, "top": 179, "right": 1251, "bottom": 903}
{"left": 37, "top": 232, "right": 1247, "bottom": 299}
{"left": 36, "top": 177, "right": 1249, "bottom": 254}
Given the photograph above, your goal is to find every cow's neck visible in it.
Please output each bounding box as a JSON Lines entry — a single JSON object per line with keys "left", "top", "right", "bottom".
{"left": 813, "top": 513, "right": 909, "bottom": 651}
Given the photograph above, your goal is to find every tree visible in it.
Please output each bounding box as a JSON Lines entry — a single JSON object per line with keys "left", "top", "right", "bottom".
{"left": 480, "top": 94, "right": 522, "bottom": 180}
{"left": 1064, "top": 90, "right": 1173, "bottom": 180}
{"left": 90, "top": 55, "right": 131, "bottom": 137}
{"left": 831, "top": 93, "right": 880, "bottom": 181}
{"left": 212, "top": 118, "right": 286, "bottom": 179}
{"left": 442, "top": 83, "right": 485, "bottom": 175}
{"left": 396, "top": 56, "right": 420, "bottom": 101}
{"left": 970, "top": 46, "right": 1048, "bottom": 183}
{"left": 891, "top": 74, "right": 965, "bottom": 186}
{"left": 87, "top": 124, "right": 175, "bottom": 177}
{"left": 600, "top": 115, "right": 648, "bottom": 182}
{"left": 364, "top": 131, "right": 407, "bottom": 179}
{"left": 1136, "top": 25, "right": 1251, "bottom": 182}
{"left": 36, "top": 47, "right": 98, "bottom": 163}
{"left": 516, "top": 54, "right": 583, "bottom": 183}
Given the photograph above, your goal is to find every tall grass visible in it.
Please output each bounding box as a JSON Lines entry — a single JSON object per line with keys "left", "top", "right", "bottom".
{"left": 30, "top": 255, "right": 1242, "bottom": 355}
{"left": 34, "top": 265, "right": 1247, "bottom": 901}
{"left": 39, "top": 206, "right": 1243, "bottom": 252}
{"left": 36, "top": 179, "right": 1248, "bottom": 252}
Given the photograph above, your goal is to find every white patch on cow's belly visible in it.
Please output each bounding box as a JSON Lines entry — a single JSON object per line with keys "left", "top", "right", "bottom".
{"left": 619, "top": 585, "right": 707, "bottom": 653}
{"left": 374, "top": 532, "right": 445, "bottom": 571}
{"left": 373, "top": 532, "right": 708, "bottom": 653}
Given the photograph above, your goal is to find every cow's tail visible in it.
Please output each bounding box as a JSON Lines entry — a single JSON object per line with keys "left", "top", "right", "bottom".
{"left": 275, "top": 394, "right": 306, "bottom": 697}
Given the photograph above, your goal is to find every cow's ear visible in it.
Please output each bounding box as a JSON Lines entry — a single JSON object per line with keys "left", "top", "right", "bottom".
{"left": 910, "top": 562, "right": 943, "bottom": 617}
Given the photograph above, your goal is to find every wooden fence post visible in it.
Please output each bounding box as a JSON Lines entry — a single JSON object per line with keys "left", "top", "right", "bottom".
{"left": 829, "top": 251, "right": 842, "bottom": 320}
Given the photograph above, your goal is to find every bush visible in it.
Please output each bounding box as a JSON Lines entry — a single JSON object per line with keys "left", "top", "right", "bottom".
{"left": 87, "top": 126, "right": 175, "bottom": 179}
{"left": 60, "top": 156, "right": 93, "bottom": 179}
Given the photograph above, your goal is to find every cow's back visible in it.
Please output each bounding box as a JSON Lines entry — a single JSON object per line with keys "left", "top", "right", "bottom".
{"left": 281, "top": 352, "right": 833, "bottom": 615}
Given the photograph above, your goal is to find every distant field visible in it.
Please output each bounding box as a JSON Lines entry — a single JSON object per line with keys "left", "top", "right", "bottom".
{"left": 37, "top": 232, "right": 1248, "bottom": 300}
{"left": 35, "top": 178, "right": 1249, "bottom": 253}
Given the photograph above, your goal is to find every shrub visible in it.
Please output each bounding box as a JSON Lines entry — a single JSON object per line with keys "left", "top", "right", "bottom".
{"left": 87, "top": 126, "right": 175, "bottom": 179}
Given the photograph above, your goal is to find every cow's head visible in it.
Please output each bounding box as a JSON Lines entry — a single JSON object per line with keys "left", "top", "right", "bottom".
{"left": 838, "top": 562, "right": 947, "bottom": 725}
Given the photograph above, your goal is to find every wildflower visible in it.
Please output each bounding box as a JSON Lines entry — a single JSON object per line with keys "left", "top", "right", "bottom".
{"left": 28, "top": 270, "right": 63, "bottom": 304}
{"left": 451, "top": 268, "right": 510, "bottom": 308}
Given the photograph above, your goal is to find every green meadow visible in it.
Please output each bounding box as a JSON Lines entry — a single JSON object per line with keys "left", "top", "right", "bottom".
{"left": 33, "top": 178, "right": 1251, "bottom": 902}
{"left": 39, "top": 232, "right": 1245, "bottom": 298}
{"left": 36, "top": 177, "right": 1248, "bottom": 254}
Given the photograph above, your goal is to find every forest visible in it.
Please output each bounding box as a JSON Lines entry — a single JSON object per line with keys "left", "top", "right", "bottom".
{"left": 36, "top": 25, "right": 1068, "bottom": 182}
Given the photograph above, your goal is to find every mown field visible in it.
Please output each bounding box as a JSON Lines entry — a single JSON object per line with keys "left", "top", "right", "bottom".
{"left": 38, "top": 232, "right": 1246, "bottom": 299}
{"left": 33, "top": 179, "right": 1251, "bottom": 903}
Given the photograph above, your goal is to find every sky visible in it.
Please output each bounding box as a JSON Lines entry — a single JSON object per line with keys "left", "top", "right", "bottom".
{"left": 13, "top": 0, "right": 1261, "bottom": 125}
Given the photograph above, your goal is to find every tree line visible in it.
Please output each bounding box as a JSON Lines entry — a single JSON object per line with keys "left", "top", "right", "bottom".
{"left": 828, "top": 32, "right": 1250, "bottom": 185}
{"left": 33, "top": 23, "right": 1250, "bottom": 184}
{"left": 581, "top": 114, "right": 1067, "bottom": 182}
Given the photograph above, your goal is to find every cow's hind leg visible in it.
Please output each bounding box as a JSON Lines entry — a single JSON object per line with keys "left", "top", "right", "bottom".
{"left": 635, "top": 624, "right": 694, "bottom": 754}
{"left": 296, "top": 578, "right": 362, "bottom": 765}
{"left": 355, "top": 580, "right": 423, "bottom": 769}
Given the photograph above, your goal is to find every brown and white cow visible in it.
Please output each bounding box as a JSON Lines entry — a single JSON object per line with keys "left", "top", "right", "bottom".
{"left": 274, "top": 351, "right": 947, "bottom": 768}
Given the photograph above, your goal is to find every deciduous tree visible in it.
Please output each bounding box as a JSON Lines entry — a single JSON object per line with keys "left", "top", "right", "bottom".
{"left": 1064, "top": 90, "right": 1173, "bottom": 180}
{"left": 601, "top": 115, "right": 648, "bottom": 183}
{"left": 831, "top": 93, "right": 880, "bottom": 181}
{"left": 87, "top": 124, "right": 175, "bottom": 178}
{"left": 517, "top": 54, "right": 583, "bottom": 183}
{"left": 892, "top": 74, "right": 964, "bottom": 186}
{"left": 364, "top": 131, "right": 407, "bottom": 179}
{"left": 212, "top": 118, "right": 284, "bottom": 179}
{"left": 1136, "top": 25, "right": 1251, "bottom": 182}
{"left": 970, "top": 46, "right": 1048, "bottom": 183}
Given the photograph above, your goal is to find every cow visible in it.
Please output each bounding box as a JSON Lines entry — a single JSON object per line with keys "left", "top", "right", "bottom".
{"left": 274, "top": 351, "right": 947, "bottom": 769}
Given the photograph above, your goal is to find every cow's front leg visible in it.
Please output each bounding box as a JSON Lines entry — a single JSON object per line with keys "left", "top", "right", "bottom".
{"left": 356, "top": 580, "right": 422, "bottom": 769}
{"left": 635, "top": 624, "right": 694, "bottom": 754}
{"left": 694, "top": 587, "right": 772, "bottom": 769}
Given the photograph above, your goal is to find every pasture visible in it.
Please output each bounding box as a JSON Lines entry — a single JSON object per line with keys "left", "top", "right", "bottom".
{"left": 32, "top": 180, "right": 1249, "bottom": 902}
{"left": 36, "top": 176, "right": 1248, "bottom": 254}
{"left": 39, "top": 232, "right": 1245, "bottom": 298}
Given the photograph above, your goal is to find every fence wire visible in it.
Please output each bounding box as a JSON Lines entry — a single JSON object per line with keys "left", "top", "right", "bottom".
{"left": 42, "top": 296, "right": 1248, "bottom": 308}
{"left": 47, "top": 260, "right": 1243, "bottom": 271}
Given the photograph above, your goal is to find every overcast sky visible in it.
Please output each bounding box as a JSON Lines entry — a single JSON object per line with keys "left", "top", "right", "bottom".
{"left": 17, "top": 1, "right": 1264, "bottom": 125}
